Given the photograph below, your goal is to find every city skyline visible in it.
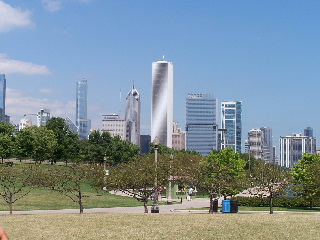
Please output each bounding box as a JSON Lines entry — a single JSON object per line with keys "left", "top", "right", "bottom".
{"left": 1, "top": 1, "right": 320, "bottom": 148}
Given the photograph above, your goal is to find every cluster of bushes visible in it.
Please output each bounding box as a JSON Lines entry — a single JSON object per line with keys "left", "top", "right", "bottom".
{"left": 230, "top": 196, "right": 320, "bottom": 208}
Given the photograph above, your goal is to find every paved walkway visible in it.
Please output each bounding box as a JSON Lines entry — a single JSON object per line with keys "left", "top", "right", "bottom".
{"left": 0, "top": 197, "right": 211, "bottom": 215}
{"left": 1, "top": 196, "right": 319, "bottom": 215}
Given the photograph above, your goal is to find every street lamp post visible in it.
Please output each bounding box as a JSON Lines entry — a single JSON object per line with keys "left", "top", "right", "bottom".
{"left": 167, "top": 153, "right": 173, "bottom": 204}
{"left": 151, "top": 136, "right": 160, "bottom": 213}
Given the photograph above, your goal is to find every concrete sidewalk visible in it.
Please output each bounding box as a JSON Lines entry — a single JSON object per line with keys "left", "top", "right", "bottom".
{"left": 0, "top": 197, "right": 212, "bottom": 215}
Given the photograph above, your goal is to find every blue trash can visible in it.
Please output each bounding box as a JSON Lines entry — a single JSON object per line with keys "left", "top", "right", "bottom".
{"left": 222, "top": 200, "right": 231, "bottom": 213}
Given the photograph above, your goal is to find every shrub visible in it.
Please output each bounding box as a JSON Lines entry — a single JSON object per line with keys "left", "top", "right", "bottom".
{"left": 230, "top": 196, "right": 320, "bottom": 208}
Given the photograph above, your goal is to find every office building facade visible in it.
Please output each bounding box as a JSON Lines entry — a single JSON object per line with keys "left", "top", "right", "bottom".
{"left": 260, "top": 126, "right": 274, "bottom": 163}
{"left": 186, "top": 93, "right": 218, "bottom": 155}
{"left": 304, "top": 127, "right": 313, "bottom": 137}
{"left": 172, "top": 121, "right": 186, "bottom": 151}
{"left": 37, "top": 109, "right": 50, "bottom": 126}
{"left": 125, "top": 85, "right": 141, "bottom": 146}
{"left": 247, "top": 128, "right": 263, "bottom": 159}
{"left": 151, "top": 59, "right": 173, "bottom": 147}
{"left": 221, "top": 101, "right": 242, "bottom": 152}
{"left": 0, "top": 74, "right": 5, "bottom": 120}
{"left": 0, "top": 74, "right": 9, "bottom": 123}
{"left": 76, "top": 79, "right": 91, "bottom": 139}
{"left": 280, "top": 133, "right": 317, "bottom": 168}
{"left": 101, "top": 114, "right": 126, "bottom": 140}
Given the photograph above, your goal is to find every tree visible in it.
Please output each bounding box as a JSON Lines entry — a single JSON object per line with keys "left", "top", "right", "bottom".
{"left": 15, "top": 128, "right": 35, "bottom": 161}
{"left": 0, "top": 121, "right": 15, "bottom": 163}
{"left": 108, "top": 136, "right": 140, "bottom": 166}
{"left": 0, "top": 164, "right": 41, "bottom": 214}
{"left": 46, "top": 117, "right": 80, "bottom": 164}
{"left": 41, "top": 164, "right": 104, "bottom": 213}
{"left": 108, "top": 154, "right": 171, "bottom": 213}
{"left": 0, "top": 121, "right": 15, "bottom": 135}
{"left": 28, "top": 126, "right": 57, "bottom": 163}
{"left": 0, "top": 134, "right": 14, "bottom": 163}
{"left": 250, "top": 160, "right": 291, "bottom": 214}
{"left": 198, "top": 148, "right": 247, "bottom": 213}
{"left": 291, "top": 153, "right": 320, "bottom": 209}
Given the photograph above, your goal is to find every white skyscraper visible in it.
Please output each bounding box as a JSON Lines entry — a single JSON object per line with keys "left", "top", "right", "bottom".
{"left": 248, "top": 128, "right": 263, "bottom": 159}
{"left": 151, "top": 59, "right": 173, "bottom": 147}
{"left": 125, "top": 85, "right": 141, "bottom": 146}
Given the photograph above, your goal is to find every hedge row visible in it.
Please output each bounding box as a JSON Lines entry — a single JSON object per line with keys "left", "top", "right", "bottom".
{"left": 230, "top": 196, "right": 320, "bottom": 208}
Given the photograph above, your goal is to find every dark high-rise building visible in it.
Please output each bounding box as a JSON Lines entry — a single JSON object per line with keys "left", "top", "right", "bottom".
{"left": 304, "top": 127, "right": 313, "bottom": 137}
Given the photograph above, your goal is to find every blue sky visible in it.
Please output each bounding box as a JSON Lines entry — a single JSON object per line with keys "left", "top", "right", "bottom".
{"left": 1, "top": 0, "right": 320, "bottom": 154}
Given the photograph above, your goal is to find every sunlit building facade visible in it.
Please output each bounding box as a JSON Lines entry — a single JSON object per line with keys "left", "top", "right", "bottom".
{"left": 221, "top": 101, "right": 242, "bottom": 153}
{"left": 151, "top": 59, "right": 173, "bottom": 147}
{"left": 280, "top": 133, "right": 316, "bottom": 168}
{"left": 76, "top": 79, "right": 91, "bottom": 139}
{"left": 248, "top": 128, "right": 263, "bottom": 159}
{"left": 260, "top": 126, "right": 274, "bottom": 163}
{"left": 125, "top": 85, "right": 141, "bottom": 146}
{"left": 186, "top": 93, "right": 218, "bottom": 155}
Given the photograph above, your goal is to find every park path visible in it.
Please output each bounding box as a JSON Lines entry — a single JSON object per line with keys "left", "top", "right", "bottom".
{"left": 0, "top": 197, "right": 212, "bottom": 215}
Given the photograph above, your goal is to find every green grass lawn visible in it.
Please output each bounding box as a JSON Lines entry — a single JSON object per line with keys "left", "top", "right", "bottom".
{"left": 1, "top": 212, "right": 320, "bottom": 239}
{"left": 0, "top": 186, "right": 142, "bottom": 212}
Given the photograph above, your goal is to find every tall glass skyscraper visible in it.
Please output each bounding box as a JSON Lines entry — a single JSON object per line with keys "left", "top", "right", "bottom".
{"left": 125, "top": 85, "right": 141, "bottom": 146}
{"left": 76, "top": 79, "right": 91, "bottom": 139}
{"left": 151, "top": 59, "right": 173, "bottom": 147}
{"left": 221, "top": 101, "right": 242, "bottom": 153}
{"left": 260, "top": 126, "right": 274, "bottom": 163}
{"left": 0, "top": 74, "right": 6, "bottom": 120}
{"left": 186, "top": 93, "right": 218, "bottom": 156}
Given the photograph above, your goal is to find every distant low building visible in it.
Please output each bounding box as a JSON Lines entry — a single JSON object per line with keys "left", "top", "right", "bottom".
{"left": 172, "top": 121, "right": 186, "bottom": 151}
{"left": 101, "top": 114, "right": 126, "bottom": 140}
{"left": 19, "top": 116, "right": 33, "bottom": 130}
{"left": 37, "top": 109, "right": 50, "bottom": 126}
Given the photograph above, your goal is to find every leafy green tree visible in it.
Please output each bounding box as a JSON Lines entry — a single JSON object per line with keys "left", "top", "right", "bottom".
{"left": 108, "top": 136, "right": 140, "bottom": 165}
{"left": 15, "top": 128, "right": 35, "bottom": 161}
{"left": 46, "top": 117, "right": 80, "bottom": 164}
{"left": 0, "top": 121, "right": 16, "bottom": 163}
{"left": 198, "top": 148, "right": 247, "bottom": 213}
{"left": 28, "top": 126, "right": 57, "bottom": 163}
{"left": 0, "top": 121, "right": 15, "bottom": 135}
{"left": 0, "top": 164, "right": 42, "bottom": 214}
{"left": 0, "top": 134, "right": 14, "bottom": 163}
{"left": 291, "top": 153, "right": 320, "bottom": 209}
{"left": 108, "top": 154, "right": 170, "bottom": 213}
{"left": 250, "top": 161, "right": 291, "bottom": 214}
{"left": 40, "top": 164, "right": 104, "bottom": 213}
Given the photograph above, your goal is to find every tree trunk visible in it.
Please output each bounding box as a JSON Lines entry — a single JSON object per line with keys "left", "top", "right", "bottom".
{"left": 9, "top": 198, "right": 13, "bottom": 215}
{"left": 143, "top": 200, "right": 148, "bottom": 213}
{"left": 209, "top": 194, "right": 214, "bottom": 214}
{"left": 269, "top": 194, "right": 273, "bottom": 214}
{"left": 79, "top": 189, "right": 83, "bottom": 214}
{"left": 310, "top": 198, "right": 314, "bottom": 209}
